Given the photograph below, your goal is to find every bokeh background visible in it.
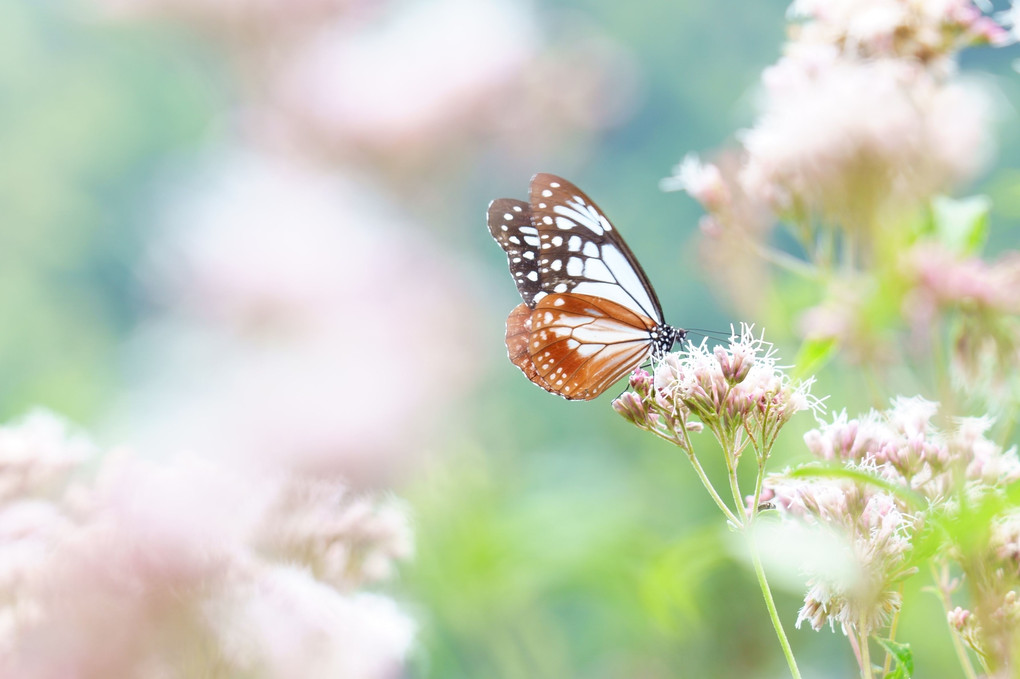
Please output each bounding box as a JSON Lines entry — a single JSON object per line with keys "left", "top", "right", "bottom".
{"left": 3, "top": 0, "right": 1019, "bottom": 677}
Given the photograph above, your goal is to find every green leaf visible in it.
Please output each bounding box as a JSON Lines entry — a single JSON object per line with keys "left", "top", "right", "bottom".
{"left": 930, "top": 195, "right": 990, "bottom": 255}
{"left": 876, "top": 637, "right": 913, "bottom": 679}
{"left": 787, "top": 465, "right": 927, "bottom": 510}
{"left": 792, "top": 337, "right": 836, "bottom": 381}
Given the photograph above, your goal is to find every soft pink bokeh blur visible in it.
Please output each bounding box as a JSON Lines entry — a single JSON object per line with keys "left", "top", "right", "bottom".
{"left": 116, "top": 149, "right": 478, "bottom": 485}
{"left": 0, "top": 412, "right": 414, "bottom": 678}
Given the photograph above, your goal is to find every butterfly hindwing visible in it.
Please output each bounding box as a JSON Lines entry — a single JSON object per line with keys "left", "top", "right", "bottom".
{"left": 487, "top": 198, "right": 545, "bottom": 308}
{"left": 528, "top": 173, "right": 664, "bottom": 324}
{"left": 505, "top": 302, "right": 555, "bottom": 393}
{"left": 527, "top": 293, "right": 657, "bottom": 400}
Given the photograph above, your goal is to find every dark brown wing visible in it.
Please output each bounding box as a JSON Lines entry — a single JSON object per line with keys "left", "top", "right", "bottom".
{"left": 528, "top": 173, "right": 665, "bottom": 324}
{"left": 487, "top": 198, "right": 543, "bottom": 308}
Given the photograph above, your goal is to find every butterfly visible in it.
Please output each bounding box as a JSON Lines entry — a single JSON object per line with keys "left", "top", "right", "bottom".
{"left": 488, "top": 173, "right": 686, "bottom": 400}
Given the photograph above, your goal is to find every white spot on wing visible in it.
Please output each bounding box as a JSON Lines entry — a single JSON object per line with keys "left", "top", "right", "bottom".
{"left": 566, "top": 258, "right": 584, "bottom": 277}
{"left": 601, "top": 244, "right": 657, "bottom": 319}
{"left": 584, "top": 259, "right": 614, "bottom": 282}
{"left": 527, "top": 271, "right": 538, "bottom": 282}
{"left": 568, "top": 235, "right": 582, "bottom": 251}
{"left": 582, "top": 241, "right": 599, "bottom": 257}
{"left": 554, "top": 204, "right": 603, "bottom": 235}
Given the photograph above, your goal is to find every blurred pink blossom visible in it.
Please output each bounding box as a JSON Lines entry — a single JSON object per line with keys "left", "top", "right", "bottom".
{"left": 207, "top": 569, "right": 414, "bottom": 679}
{"left": 788, "top": 0, "right": 1010, "bottom": 61}
{"left": 256, "top": 0, "right": 637, "bottom": 162}
{"left": 96, "top": 0, "right": 380, "bottom": 38}
{"left": 0, "top": 410, "right": 94, "bottom": 503}
{"left": 801, "top": 395, "right": 1020, "bottom": 500}
{"left": 0, "top": 411, "right": 414, "bottom": 679}
{"left": 761, "top": 473, "right": 912, "bottom": 634}
{"left": 740, "top": 54, "right": 992, "bottom": 227}
{"left": 902, "top": 243, "right": 1020, "bottom": 394}
{"left": 904, "top": 243, "right": 1020, "bottom": 318}
{"left": 123, "top": 150, "right": 477, "bottom": 485}
{"left": 267, "top": 0, "right": 534, "bottom": 151}
{"left": 660, "top": 153, "right": 728, "bottom": 211}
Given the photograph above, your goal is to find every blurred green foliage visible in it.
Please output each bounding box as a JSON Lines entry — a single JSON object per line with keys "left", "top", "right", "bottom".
{"left": 5, "top": 0, "right": 1020, "bottom": 677}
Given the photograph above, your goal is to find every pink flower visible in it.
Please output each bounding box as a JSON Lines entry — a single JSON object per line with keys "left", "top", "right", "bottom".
{"left": 660, "top": 154, "right": 729, "bottom": 211}
{"left": 0, "top": 410, "right": 94, "bottom": 503}
{"left": 801, "top": 396, "right": 1017, "bottom": 500}
{"left": 762, "top": 471, "right": 913, "bottom": 634}
{"left": 0, "top": 413, "right": 416, "bottom": 678}
{"left": 615, "top": 324, "right": 819, "bottom": 453}
{"left": 208, "top": 568, "right": 414, "bottom": 678}
{"left": 788, "top": 0, "right": 1008, "bottom": 59}
{"left": 904, "top": 243, "right": 1020, "bottom": 317}
{"left": 740, "top": 55, "right": 992, "bottom": 226}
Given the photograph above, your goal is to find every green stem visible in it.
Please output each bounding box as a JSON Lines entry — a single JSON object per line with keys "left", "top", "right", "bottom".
{"left": 679, "top": 426, "right": 741, "bottom": 526}
{"left": 749, "top": 529, "right": 803, "bottom": 679}
{"left": 858, "top": 629, "right": 873, "bottom": 679}
{"left": 881, "top": 586, "right": 904, "bottom": 676}
{"left": 928, "top": 562, "right": 978, "bottom": 679}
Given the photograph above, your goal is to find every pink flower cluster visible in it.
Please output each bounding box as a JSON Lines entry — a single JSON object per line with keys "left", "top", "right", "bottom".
{"left": 740, "top": 51, "right": 991, "bottom": 226}
{"left": 905, "top": 243, "right": 1020, "bottom": 318}
{"left": 614, "top": 325, "right": 818, "bottom": 452}
{"left": 761, "top": 477, "right": 913, "bottom": 634}
{"left": 945, "top": 509, "right": 1020, "bottom": 667}
{"left": 761, "top": 395, "right": 1020, "bottom": 634}
{"left": 788, "top": 0, "right": 1010, "bottom": 61}
{"left": 663, "top": 0, "right": 1008, "bottom": 279}
{"left": 803, "top": 396, "right": 1020, "bottom": 498}
{"left": 0, "top": 411, "right": 414, "bottom": 679}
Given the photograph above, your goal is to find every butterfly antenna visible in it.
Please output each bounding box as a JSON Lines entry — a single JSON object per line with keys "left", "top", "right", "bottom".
{"left": 682, "top": 327, "right": 732, "bottom": 344}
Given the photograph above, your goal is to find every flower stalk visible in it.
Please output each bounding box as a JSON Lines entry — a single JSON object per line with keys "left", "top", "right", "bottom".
{"left": 614, "top": 324, "right": 817, "bottom": 678}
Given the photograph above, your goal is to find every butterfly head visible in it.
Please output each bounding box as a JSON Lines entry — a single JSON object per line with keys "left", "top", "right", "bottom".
{"left": 651, "top": 324, "right": 686, "bottom": 359}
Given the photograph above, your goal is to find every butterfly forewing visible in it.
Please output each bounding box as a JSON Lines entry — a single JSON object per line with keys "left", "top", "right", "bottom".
{"left": 527, "top": 293, "right": 658, "bottom": 400}
{"left": 487, "top": 198, "right": 545, "bottom": 308}
{"left": 528, "top": 173, "right": 664, "bottom": 325}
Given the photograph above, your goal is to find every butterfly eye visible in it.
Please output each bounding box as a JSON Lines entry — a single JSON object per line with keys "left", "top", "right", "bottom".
{"left": 488, "top": 174, "right": 686, "bottom": 400}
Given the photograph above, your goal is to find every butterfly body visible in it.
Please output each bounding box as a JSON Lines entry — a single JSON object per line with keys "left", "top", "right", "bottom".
{"left": 489, "top": 173, "right": 685, "bottom": 400}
